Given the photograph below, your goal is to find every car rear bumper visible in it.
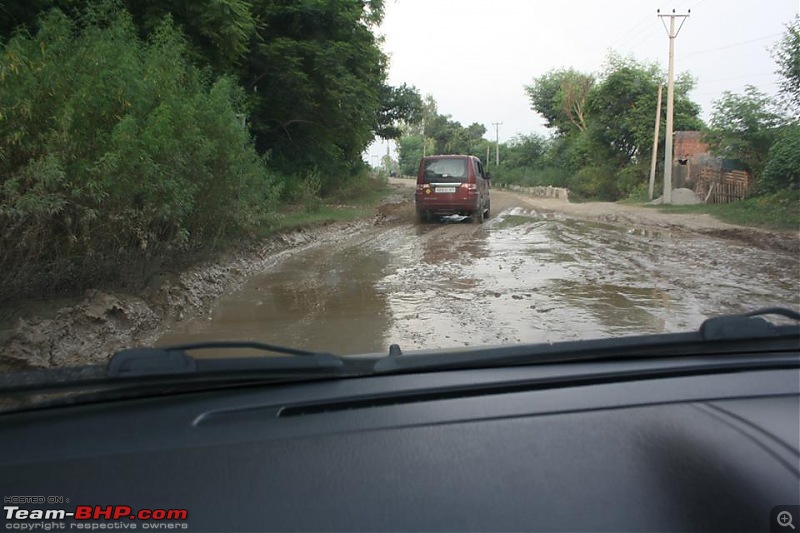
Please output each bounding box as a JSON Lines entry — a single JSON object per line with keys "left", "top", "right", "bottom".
{"left": 415, "top": 193, "right": 480, "bottom": 214}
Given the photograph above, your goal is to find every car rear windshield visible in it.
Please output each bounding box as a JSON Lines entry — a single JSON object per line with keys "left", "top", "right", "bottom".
{"left": 422, "top": 158, "right": 468, "bottom": 183}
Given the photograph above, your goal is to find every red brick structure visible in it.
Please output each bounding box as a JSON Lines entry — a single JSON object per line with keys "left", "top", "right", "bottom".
{"left": 673, "top": 131, "right": 709, "bottom": 162}
{"left": 671, "top": 131, "right": 751, "bottom": 203}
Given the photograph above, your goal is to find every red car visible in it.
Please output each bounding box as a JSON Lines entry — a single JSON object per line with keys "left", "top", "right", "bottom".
{"left": 415, "top": 155, "right": 491, "bottom": 223}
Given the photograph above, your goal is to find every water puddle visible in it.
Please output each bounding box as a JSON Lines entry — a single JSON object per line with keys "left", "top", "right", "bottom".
{"left": 159, "top": 206, "right": 800, "bottom": 356}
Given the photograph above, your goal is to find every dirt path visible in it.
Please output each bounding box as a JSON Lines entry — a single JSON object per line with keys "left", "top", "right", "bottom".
{"left": 390, "top": 178, "right": 799, "bottom": 254}
{"left": 3, "top": 180, "right": 797, "bottom": 370}
{"left": 159, "top": 181, "right": 798, "bottom": 354}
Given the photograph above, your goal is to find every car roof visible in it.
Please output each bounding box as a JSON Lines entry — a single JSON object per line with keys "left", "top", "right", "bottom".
{"left": 422, "top": 154, "right": 476, "bottom": 160}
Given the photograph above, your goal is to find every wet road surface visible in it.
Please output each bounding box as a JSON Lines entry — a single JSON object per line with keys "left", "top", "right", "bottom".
{"left": 158, "top": 190, "right": 799, "bottom": 355}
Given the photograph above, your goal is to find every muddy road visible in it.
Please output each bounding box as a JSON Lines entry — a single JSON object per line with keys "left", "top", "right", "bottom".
{"left": 158, "top": 182, "right": 800, "bottom": 355}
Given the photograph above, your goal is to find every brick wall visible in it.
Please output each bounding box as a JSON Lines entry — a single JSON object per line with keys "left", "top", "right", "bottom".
{"left": 674, "top": 131, "right": 710, "bottom": 161}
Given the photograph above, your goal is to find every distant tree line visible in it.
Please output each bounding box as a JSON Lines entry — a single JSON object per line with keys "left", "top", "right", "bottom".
{"left": 397, "top": 16, "right": 799, "bottom": 201}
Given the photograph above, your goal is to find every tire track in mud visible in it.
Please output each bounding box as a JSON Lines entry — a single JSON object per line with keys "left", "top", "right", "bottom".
{"left": 160, "top": 200, "right": 799, "bottom": 355}
{"left": 8, "top": 182, "right": 796, "bottom": 368}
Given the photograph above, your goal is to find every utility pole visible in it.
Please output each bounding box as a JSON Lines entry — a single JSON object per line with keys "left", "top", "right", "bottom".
{"left": 422, "top": 118, "right": 427, "bottom": 158}
{"left": 492, "top": 122, "right": 502, "bottom": 166}
{"left": 648, "top": 84, "right": 663, "bottom": 200}
{"left": 658, "top": 9, "right": 689, "bottom": 205}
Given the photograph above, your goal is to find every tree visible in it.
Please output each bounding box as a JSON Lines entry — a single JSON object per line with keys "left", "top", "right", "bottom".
{"left": 586, "top": 56, "right": 702, "bottom": 167}
{"left": 0, "top": 0, "right": 258, "bottom": 72}
{"left": 523, "top": 55, "right": 703, "bottom": 200}
{"left": 705, "top": 86, "right": 784, "bottom": 178}
{"left": 525, "top": 68, "right": 594, "bottom": 135}
{"left": 395, "top": 96, "right": 492, "bottom": 174}
{"left": 397, "top": 134, "right": 423, "bottom": 176}
{"left": 0, "top": 6, "right": 277, "bottom": 297}
{"left": 3, "top": 0, "right": 414, "bottom": 195}
{"left": 501, "top": 134, "right": 549, "bottom": 169}
{"left": 773, "top": 15, "right": 800, "bottom": 115}
{"left": 241, "top": 0, "right": 389, "bottom": 188}
{"left": 761, "top": 123, "right": 800, "bottom": 192}
{"left": 374, "top": 83, "right": 423, "bottom": 140}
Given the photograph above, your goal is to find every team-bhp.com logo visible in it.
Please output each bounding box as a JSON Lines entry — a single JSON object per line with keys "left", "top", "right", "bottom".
{"left": 4, "top": 502, "right": 189, "bottom": 530}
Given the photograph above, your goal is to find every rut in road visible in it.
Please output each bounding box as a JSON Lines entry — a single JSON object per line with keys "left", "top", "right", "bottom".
{"left": 159, "top": 202, "right": 799, "bottom": 355}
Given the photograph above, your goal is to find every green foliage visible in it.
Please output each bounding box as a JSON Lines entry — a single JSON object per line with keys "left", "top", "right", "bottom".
{"left": 1, "top": 0, "right": 412, "bottom": 198}
{"left": 0, "top": 0, "right": 258, "bottom": 72}
{"left": 569, "top": 165, "right": 617, "bottom": 200}
{"left": 501, "top": 134, "right": 549, "bottom": 169}
{"left": 760, "top": 123, "right": 800, "bottom": 193}
{"left": 243, "top": 0, "right": 389, "bottom": 187}
{"left": 657, "top": 190, "right": 800, "bottom": 231}
{"left": 773, "top": 16, "right": 800, "bottom": 114}
{"left": 398, "top": 134, "right": 424, "bottom": 176}
{"left": 0, "top": 6, "right": 277, "bottom": 297}
{"left": 587, "top": 56, "right": 701, "bottom": 167}
{"left": 485, "top": 134, "right": 554, "bottom": 187}
{"left": 396, "top": 96, "right": 490, "bottom": 177}
{"left": 704, "top": 86, "right": 784, "bottom": 179}
{"left": 521, "top": 55, "right": 703, "bottom": 201}
{"left": 374, "top": 83, "right": 423, "bottom": 140}
{"left": 525, "top": 68, "right": 594, "bottom": 135}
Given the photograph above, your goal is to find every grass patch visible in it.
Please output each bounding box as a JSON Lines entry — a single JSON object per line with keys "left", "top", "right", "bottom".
{"left": 652, "top": 191, "right": 800, "bottom": 231}
{"left": 259, "top": 183, "right": 393, "bottom": 236}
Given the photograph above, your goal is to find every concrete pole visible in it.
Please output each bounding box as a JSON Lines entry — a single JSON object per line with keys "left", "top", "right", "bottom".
{"left": 648, "top": 84, "right": 663, "bottom": 200}
{"left": 422, "top": 118, "right": 426, "bottom": 158}
{"left": 663, "top": 15, "right": 676, "bottom": 205}
{"left": 658, "top": 10, "right": 689, "bottom": 205}
{"left": 492, "top": 122, "right": 502, "bottom": 166}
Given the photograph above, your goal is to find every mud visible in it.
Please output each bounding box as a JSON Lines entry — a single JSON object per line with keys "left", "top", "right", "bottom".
{"left": 0, "top": 216, "right": 382, "bottom": 370}
{"left": 159, "top": 183, "right": 799, "bottom": 354}
{"left": 2, "top": 180, "right": 798, "bottom": 368}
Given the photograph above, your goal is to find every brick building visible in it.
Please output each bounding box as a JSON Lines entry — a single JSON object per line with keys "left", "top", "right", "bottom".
{"left": 672, "top": 131, "right": 751, "bottom": 203}
{"left": 673, "top": 131, "right": 709, "bottom": 162}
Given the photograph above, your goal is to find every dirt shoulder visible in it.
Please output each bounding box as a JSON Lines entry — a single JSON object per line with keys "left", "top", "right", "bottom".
{"left": 0, "top": 183, "right": 412, "bottom": 371}
{"left": 502, "top": 189, "right": 799, "bottom": 255}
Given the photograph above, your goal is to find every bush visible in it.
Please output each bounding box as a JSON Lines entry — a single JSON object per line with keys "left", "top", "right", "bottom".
{"left": 760, "top": 124, "right": 800, "bottom": 193}
{"left": 614, "top": 164, "right": 648, "bottom": 198}
{"left": 0, "top": 6, "right": 278, "bottom": 298}
{"left": 568, "top": 165, "right": 617, "bottom": 200}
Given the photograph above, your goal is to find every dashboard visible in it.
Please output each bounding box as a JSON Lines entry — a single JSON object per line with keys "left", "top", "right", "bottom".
{"left": 1, "top": 356, "right": 799, "bottom": 532}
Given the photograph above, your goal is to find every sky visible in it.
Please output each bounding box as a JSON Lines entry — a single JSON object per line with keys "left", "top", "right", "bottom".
{"left": 365, "top": 0, "right": 799, "bottom": 164}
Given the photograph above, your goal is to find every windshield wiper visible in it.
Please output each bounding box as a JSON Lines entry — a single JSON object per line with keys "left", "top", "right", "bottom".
{"left": 0, "top": 341, "right": 350, "bottom": 396}
{"left": 373, "top": 307, "right": 800, "bottom": 374}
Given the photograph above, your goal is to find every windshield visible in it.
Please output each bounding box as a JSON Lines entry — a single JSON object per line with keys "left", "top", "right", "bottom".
{"left": 1, "top": 1, "right": 798, "bottom": 381}
{"left": 422, "top": 158, "right": 469, "bottom": 183}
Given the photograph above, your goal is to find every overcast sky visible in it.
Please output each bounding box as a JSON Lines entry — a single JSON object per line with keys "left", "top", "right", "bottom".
{"left": 366, "top": 0, "right": 799, "bottom": 163}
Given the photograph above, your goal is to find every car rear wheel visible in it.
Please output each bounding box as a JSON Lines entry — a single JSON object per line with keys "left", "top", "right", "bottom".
{"left": 472, "top": 205, "right": 485, "bottom": 224}
{"left": 416, "top": 209, "right": 431, "bottom": 224}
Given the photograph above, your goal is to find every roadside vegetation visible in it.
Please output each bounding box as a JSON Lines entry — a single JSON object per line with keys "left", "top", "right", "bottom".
{"left": 397, "top": 16, "right": 799, "bottom": 223}
{"left": 655, "top": 191, "right": 800, "bottom": 232}
{"left": 0, "top": 0, "right": 421, "bottom": 300}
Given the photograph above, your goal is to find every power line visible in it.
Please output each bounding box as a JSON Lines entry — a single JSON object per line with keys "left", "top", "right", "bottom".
{"left": 610, "top": 0, "right": 675, "bottom": 52}
{"left": 691, "top": 81, "right": 781, "bottom": 98}
{"left": 698, "top": 72, "right": 776, "bottom": 84}
{"left": 683, "top": 33, "right": 783, "bottom": 59}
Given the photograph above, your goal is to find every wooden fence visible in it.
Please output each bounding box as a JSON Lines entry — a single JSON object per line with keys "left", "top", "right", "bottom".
{"left": 694, "top": 168, "right": 751, "bottom": 204}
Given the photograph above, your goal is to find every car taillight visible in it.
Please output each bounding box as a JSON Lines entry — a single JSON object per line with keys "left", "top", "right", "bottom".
{"left": 461, "top": 183, "right": 478, "bottom": 191}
